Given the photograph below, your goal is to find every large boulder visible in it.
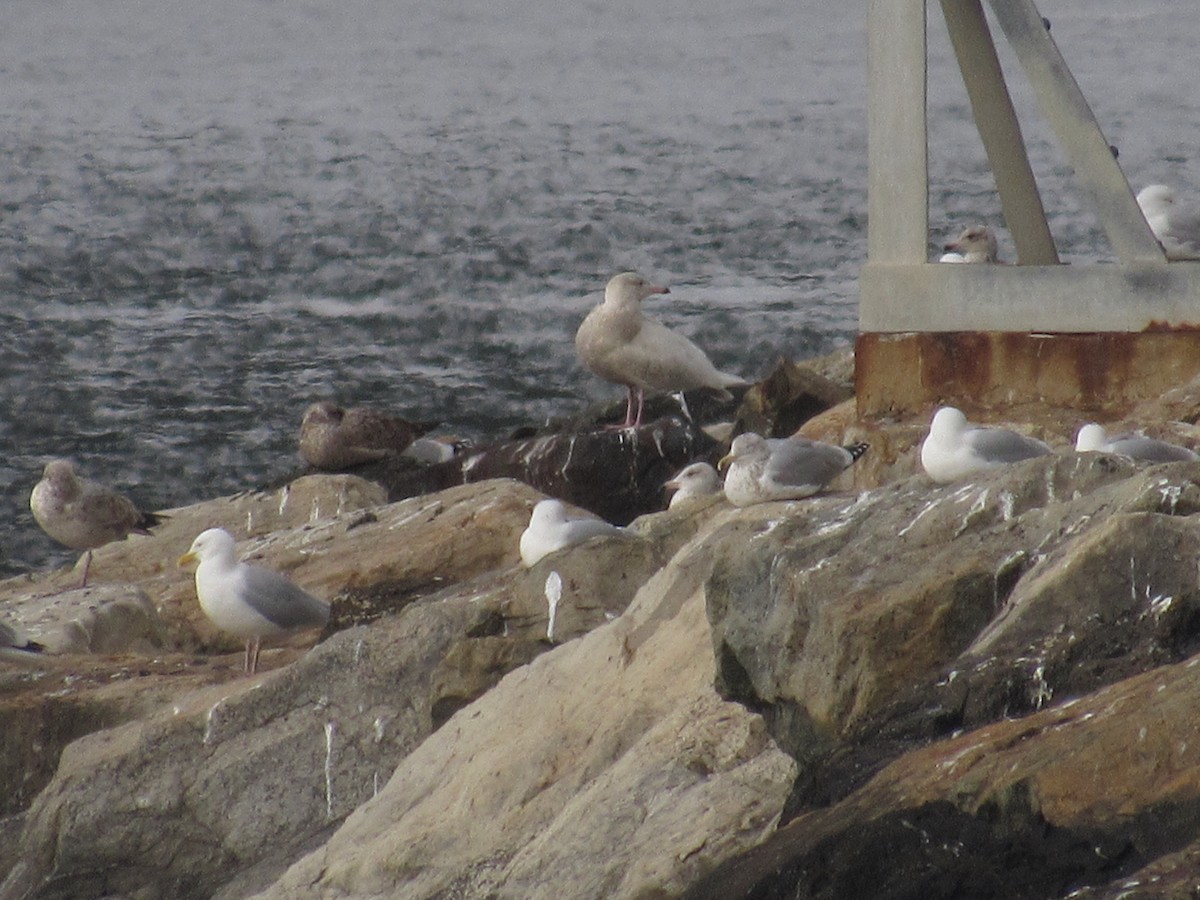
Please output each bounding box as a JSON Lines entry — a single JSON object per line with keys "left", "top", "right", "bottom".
{"left": 0, "top": 478, "right": 673, "bottom": 899}
{"left": 256, "top": 505, "right": 796, "bottom": 899}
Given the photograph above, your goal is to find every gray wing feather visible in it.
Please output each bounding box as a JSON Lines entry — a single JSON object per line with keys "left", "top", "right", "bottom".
{"left": 966, "top": 428, "right": 1050, "bottom": 463}
{"left": 765, "top": 438, "right": 850, "bottom": 488}
{"left": 241, "top": 566, "right": 330, "bottom": 630}
{"left": 1108, "top": 435, "right": 1198, "bottom": 462}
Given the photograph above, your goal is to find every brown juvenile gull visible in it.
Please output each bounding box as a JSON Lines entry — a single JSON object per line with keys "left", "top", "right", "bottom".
{"left": 920, "top": 406, "right": 1052, "bottom": 484}
{"left": 718, "top": 432, "right": 868, "bottom": 507}
{"left": 663, "top": 461, "right": 722, "bottom": 509}
{"left": 179, "top": 527, "right": 330, "bottom": 674}
{"left": 940, "top": 225, "right": 1000, "bottom": 263}
{"left": 299, "top": 401, "right": 439, "bottom": 469}
{"left": 575, "top": 272, "right": 744, "bottom": 428}
{"left": 1136, "top": 184, "right": 1200, "bottom": 261}
{"left": 30, "top": 459, "right": 162, "bottom": 586}
{"left": 519, "top": 499, "right": 625, "bottom": 567}
{"left": 1075, "top": 423, "right": 1198, "bottom": 462}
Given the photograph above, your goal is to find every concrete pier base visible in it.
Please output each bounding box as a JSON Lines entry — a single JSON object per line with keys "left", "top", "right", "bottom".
{"left": 856, "top": 331, "right": 1200, "bottom": 420}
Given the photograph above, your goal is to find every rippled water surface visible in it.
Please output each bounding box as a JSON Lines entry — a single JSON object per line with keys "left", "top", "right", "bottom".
{"left": 2, "top": 0, "right": 1196, "bottom": 572}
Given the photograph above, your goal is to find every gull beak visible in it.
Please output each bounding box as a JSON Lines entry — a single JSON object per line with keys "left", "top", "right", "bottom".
{"left": 178, "top": 551, "right": 197, "bottom": 568}
{"left": 717, "top": 452, "right": 735, "bottom": 472}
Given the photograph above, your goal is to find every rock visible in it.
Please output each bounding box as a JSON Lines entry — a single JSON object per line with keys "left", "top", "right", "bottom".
{"left": 10, "top": 381, "right": 1200, "bottom": 899}
{"left": 0, "top": 479, "right": 675, "bottom": 899}
{"left": 355, "top": 417, "right": 722, "bottom": 525}
{"left": 3, "top": 584, "right": 168, "bottom": 654}
{"left": 733, "top": 356, "right": 854, "bottom": 439}
{"left": 687, "top": 652, "right": 1200, "bottom": 900}
{"left": 257, "top": 508, "right": 796, "bottom": 899}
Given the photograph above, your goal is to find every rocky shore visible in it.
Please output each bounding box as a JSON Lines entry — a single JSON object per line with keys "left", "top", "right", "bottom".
{"left": 4, "top": 351, "right": 1200, "bottom": 899}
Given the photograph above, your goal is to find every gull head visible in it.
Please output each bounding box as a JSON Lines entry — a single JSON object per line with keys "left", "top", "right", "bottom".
{"left": 718, "top": 433, "right": 769, "bottom": 471}
{"left": 943, "top": 225, "right": 999, "bottom": 263}
{"left": 604, "top": 272, "right": 670, "bottom": 308}
{"left": 179, "top": 527, "right": 238, "bottom": 568}
{"left": 40, "top": 459, "right": 80, "bottom": 493}
{"left": 301, "top": 401, "right": 345, "bottom": 428}
{"left": 1136, "top": 184, "right": 1175, "bottom": 216}
{"left": 528, "top": 499, "right": 569, "bottom": 530}
{"left": 1075, "top": 423, "right": 1108, "bottom": 452}
{"left": 929, "top": 406, "right": 969, "bottom": 442}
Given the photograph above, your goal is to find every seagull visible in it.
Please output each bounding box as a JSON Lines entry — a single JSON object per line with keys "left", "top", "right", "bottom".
{"left": 1075, "top": 423, "right": 1198, "bottom": 462}
{"left": 920, "top": 406, "right": 1053, "bottom": 484}
{"left": 940, "top": 225, "right": 1000, "bottom": 263}
{"left": 575, "top": 272, "right": 744, "bottom": 429}
{"left": 179, "top": 528, "right": 330, "bottom": 674}
{"left": 30, "top": 459, "right": 163, "bottom": 586}
{"left": 664, "top": 462, "right": 722, "bottom": 508}
{"left": 718, "top": 432, "right": 869, "bottom": 507}
{"left": 401, "top": 435, "right": 472, "bottom": 464}
{"left": 519, "top": 499, "right": 625, "bottom": 567}
{"left": 1136, "top": 184, "right": 1200, "bottom": 261}
{"left": 299, "top": 401, "right": 439, "bottom": 470}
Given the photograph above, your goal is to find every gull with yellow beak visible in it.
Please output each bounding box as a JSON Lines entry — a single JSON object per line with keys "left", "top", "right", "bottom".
{"left": 179, "top": 527, "right": 329, "bottom": 674}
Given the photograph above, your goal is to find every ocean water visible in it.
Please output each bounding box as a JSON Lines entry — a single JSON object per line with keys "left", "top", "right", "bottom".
{"left": 1, "top": 0, "right": 1196, "bottom": 574}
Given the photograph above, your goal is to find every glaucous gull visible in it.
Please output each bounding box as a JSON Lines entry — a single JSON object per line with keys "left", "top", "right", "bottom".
{"left": 179, "top": 528, "right": 330, "bottom": 674}
{"left": 30, "top": 459, "right": 162, "bottom": 586}
{"left": 1136, "top": 184, "right": 1200, "bottom": 260}
{"left": 1075, "top": 423, "right": 1197, "bottom": 462}
{"left": 519, "top": 499, "right": 624, "bottom": 567}
{"left": 920, "top": 406, "right": 1052, "bottom": 484}
{"left": 575, "top": 272, "right": 744, "bottom": 428}
{"left": 299, "top": 401, "right": 439, "bottom": 470}
{"left": 718, "top": 432, "right": 868, "bottom": 507}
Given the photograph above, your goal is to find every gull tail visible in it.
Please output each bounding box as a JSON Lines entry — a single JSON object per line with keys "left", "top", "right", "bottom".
{"left": 844, "top": 442, "right": 870, "bottom": 462}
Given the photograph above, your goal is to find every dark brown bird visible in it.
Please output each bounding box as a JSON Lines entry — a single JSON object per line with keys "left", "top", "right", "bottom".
{"left": 298, "top": 401, "right": 439, "bottom": 470}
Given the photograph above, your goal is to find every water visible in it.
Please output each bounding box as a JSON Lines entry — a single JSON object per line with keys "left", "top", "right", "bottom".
{"left": 1, "top": 0, "right": 1196, "bottom": 574}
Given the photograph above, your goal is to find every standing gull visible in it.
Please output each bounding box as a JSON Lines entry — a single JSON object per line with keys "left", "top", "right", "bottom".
{"left": 179, "top": 528, "right": 330, "bottom": 674}
{"left": 575, "top": 272, "right": 744, "bottom": 428}
{"left": 663, "top": 462, "right": 722, "bottom": 509}
{"left": 718, "top": 432, "right": 868, "bottom": 507}
{"left": 1075, "top": 423, "right": 1198, "bottom": 462}
{"left": 519, "top": 499, "right": 625, "bottom": 567}
{"left": 920, "top": 406, "right": 1052, "bottom": 484}
{"left": 1136, "top": 184, "right": 1200, "bottom": 261}
{"left": 299, "top": 401, "right": 439, "bottom": 469}
{"left": 30, "top": 459, "right": 162, "bottom": 586}
{"left": 940, "top": 225, "right": 1000, "bottom": 263}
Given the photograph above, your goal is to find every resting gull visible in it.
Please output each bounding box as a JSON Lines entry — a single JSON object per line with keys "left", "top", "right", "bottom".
{"left": 1136, "top": 184, "right": 1200, "bottom": 261}
{"left": 940, "top": 225, "right": 1000, "bottom": 263}
{"left": 179, "top": 528, "right": 330, "bottom": 674}
{"left": 1075, "top": 423, "right": 1198, "bottom": 462}
{"left": 664, "top": 462, "right": 722, "bottom": 508}
{"left": 299, "top": 401, "right": 439, "bottom": 469}
{"left": 519, "top": 499, "right": 624, "bottom": 567}
{"left": 575, "top": 272, "right": 744, "bottom": 428}
{"left": 920, "top": 406, "right": 1052, "bottom": 484}
{"left": 30, "top": 459, "right": 162, "bottom": 586}
{"left": 718, "top": 432, "right": 868, "bottom": 507}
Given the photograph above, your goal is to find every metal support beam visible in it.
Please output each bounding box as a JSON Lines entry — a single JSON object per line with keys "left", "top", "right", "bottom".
{"left": 867, "top": 0, "right": 928, "bottom": 264}
{"left": 939, "top": 0, "right": 1058, "bottom": 265}
{"left": 985, "top": 0, "right": 1165, "bottom": 263}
